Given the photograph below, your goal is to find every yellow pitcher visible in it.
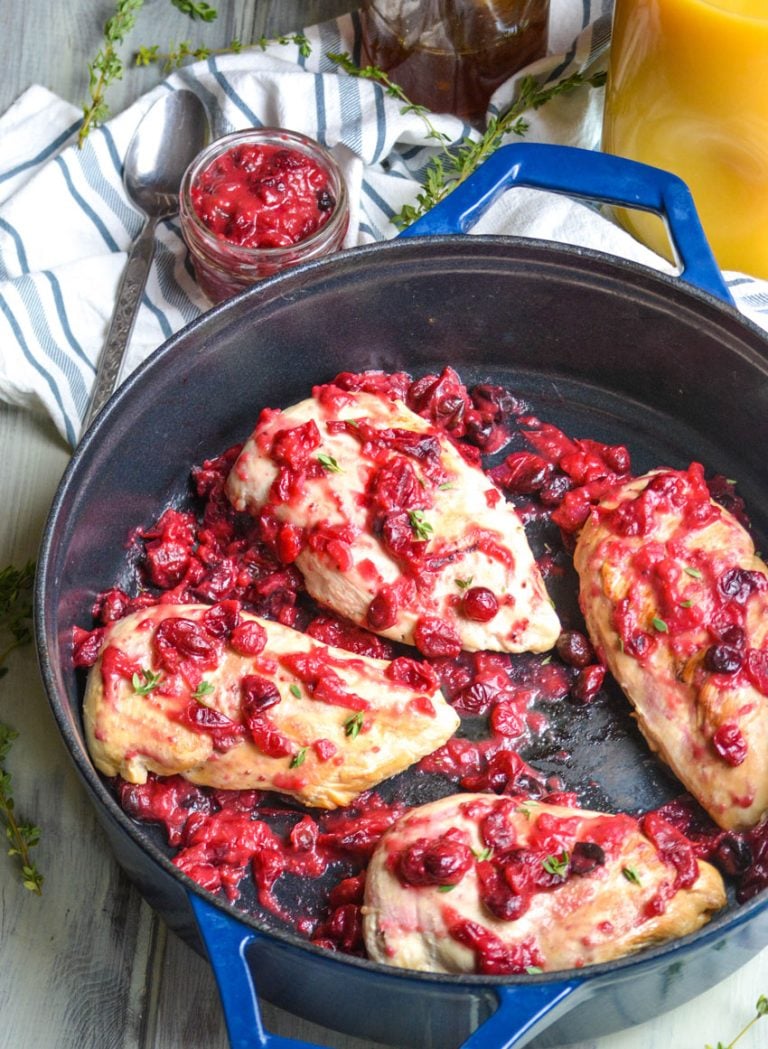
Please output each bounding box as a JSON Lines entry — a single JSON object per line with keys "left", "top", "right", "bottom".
{"left": 602, "top": 0, "right": 768, "bottom": 280}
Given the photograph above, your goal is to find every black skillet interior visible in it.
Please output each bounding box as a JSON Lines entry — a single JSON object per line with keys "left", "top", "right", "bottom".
{"left": 41, "top": 235, "right": 768, "bottom": 951}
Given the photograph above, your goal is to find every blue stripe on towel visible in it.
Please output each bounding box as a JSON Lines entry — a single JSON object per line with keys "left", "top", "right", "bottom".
{"left": 0, "top": 292, "right": 76, "bottom": 445}
{"left": 209, "top": 60, "right": 262, "bottom": 127}
{"left": 54, "top": 155, "right": 120, "bottom": 252}
{"left": 0, "top": 216, "right": 30, "bottom": 277}
{"left": 42, "top": 270, "right": 94, "bottom": 372}
{"left": 0, "top": 118, "right": 81, "bottom": 186}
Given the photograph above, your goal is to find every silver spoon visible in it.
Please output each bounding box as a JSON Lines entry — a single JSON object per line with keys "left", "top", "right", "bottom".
{"left": 81, "top": 89, "right": 210, "bottom": 436}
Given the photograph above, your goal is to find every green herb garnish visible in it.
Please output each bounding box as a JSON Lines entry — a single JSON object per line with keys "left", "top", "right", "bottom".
{"left": 456, "top": 577, "right": 474, "bottom": 590}
{"left": 408, "top": 510, "right": 434, "bottom": 541}
{"left": 290, "top": 748, "right": 307, "bottom": 769}
{"left": 651, "top": 616, "right": 668, "bottom": 633}
{"left": 472, "top": 846, "right": 493, "bottom": 862}
{"left": 622, "top": 865, "right": 641, "bottom": 885}
{"left": 289, "top": 683, "right": 302, "bottom": 699}
{"left": 318, "top": 453, "right": 343, "bottom": 473}
{"left": 344, "top": 711, "right": 365, "bottom": 739}
{"left": 192, "top": 680, "right": 214, "bottom": 701}
{"left": 542, "top": 850, "right": 569, "bottom": 877}
{"left": 132, "top": 668, "right": 162, "bottom": 695}
{"left": 684, "top": 566, "right": 703, "bottom": 580}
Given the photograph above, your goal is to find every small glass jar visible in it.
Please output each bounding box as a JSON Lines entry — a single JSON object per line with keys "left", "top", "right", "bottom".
{"left": 179, "top": 128, "right": 350, "bottom": 303}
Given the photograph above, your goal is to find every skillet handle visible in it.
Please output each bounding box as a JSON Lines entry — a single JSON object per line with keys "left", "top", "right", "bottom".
{"left": 398, "top": 142, "right": 733, "bottom": 306}
{"left": 191, "top": 894, "right": 325, "bottom": 1049}
{"left": 192, "top": 893, "right": 589, "bottom": 1049}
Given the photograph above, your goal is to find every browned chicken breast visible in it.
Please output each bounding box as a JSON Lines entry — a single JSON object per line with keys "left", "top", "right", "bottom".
{"left": 363, "top": 793, "right": 725, "bottom": 974}
{"left": 225, "top": 386, "right": 560, "bottom": 657}
{"left": 574, "top": 464, "right": 768, "bottom": 831}
{"left": 83, "top": 602, "right": 459, "bottom": 809}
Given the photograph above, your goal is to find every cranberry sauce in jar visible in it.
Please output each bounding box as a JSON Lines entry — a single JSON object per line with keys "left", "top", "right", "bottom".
{"left": 179, "top": 128, "right": 349, "bottom": 303}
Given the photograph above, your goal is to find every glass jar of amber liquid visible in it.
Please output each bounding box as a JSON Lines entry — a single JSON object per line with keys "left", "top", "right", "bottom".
{"left": 360, "top": 0, "right": 550, "bottom": 125}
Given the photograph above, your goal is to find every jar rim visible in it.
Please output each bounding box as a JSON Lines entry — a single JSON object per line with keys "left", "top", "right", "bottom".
{"left": 179, "top": 126, "right": 349, "bottom": 261}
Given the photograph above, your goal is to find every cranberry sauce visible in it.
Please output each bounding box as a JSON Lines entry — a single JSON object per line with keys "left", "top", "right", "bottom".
{"left": 191, "top": 141, "right": 336, "bottom": 250}
{"left": 75, "top": 366, "right": 767, "bottom": 959}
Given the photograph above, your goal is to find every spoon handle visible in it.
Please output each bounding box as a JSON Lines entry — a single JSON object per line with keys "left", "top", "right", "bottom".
{"left": 80, "top": 216, "right": 158, "bottom": 438}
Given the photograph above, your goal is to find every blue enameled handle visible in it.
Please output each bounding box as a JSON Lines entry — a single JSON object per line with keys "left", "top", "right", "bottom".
{"left": 398, "top": 142, "right": 733, "bottom": 305}
{"left": 191, "top": 892, "right": 588, "bottom": 1049}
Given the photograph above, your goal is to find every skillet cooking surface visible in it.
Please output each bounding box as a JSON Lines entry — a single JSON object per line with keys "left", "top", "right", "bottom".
{"left": 42, "top": 237, "right": 768, "bottom": 984}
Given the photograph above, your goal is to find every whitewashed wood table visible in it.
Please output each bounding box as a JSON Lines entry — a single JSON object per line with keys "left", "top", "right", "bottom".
{"left": 0, "top": 4, "right": 765, "bottom": 1048}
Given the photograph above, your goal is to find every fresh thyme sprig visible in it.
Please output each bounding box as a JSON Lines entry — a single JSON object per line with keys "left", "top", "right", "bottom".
{"left": 0, "top": 562, "right": 35, "bottom": 672}
{"left": 79, "top": 0, "right": 146, "bottom": 148}
{"left": 79, "top": 0, "right": 223, "bottom": 146}
{"left": 0, "top": 561, "right": 43, "bottom": 894}
{"left": 706, "top": 995, "right": 768, "bottom": 1049}
{"left": 328, "top": 52, "right": 606, "bottom": 228}
{"left": 136, "top": 32, "right": 311, "bottom": 72}
{"left": 0, "top": 725, "right": 43, "bottom": 895}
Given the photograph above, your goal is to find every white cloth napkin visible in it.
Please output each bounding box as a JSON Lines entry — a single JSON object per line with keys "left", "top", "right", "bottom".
{"left": 2, "top": 1, "right": 768, "bottom": 446}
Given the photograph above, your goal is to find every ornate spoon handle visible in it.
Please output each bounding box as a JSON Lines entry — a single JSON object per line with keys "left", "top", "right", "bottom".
{"left": 80, "top": 215, "right": 157, "bottom": 437}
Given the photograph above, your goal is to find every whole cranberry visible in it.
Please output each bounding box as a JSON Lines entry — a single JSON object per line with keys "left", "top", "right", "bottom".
{"left": 571, "top": 664, "right": 605, "bottom": 703}
{"left": 712, "top": 833, "right": 753, "bottom": 877}
{"left": 414, "top": 616, "right": 462, "bottom": 658}
{"left": 462, "top": 587, "right": 499, "bottom": 622}
{"left": 367, "top": 589, "right": 398, "bottom": 631}
{"left": 556, "top": 630, "right": 595, "bottom": 668}
{"left": 705, "top": 644, "right": 743, "bottom": 674}
{"left": 712, "top": 723, "right": 748, "bottom": 766}
{"left": 569, "top": 841, "right": 605, "bottom": 875}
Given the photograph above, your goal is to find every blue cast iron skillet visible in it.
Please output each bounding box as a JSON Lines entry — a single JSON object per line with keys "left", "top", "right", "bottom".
{"left": 37, "top": 144, "right": 768, "bottom": 1048}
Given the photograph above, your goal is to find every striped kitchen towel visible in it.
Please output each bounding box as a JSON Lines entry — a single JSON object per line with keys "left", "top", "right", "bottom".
{"left": 1, "top": 0, "right": 767, "bottom": 445}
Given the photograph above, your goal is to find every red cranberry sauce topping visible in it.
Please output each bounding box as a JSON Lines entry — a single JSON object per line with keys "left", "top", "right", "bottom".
{"left": 191, "top": 142, "right": 336, "bottom": 250}
{"left": 78, "top": 366, "right": 764, "bottom": 960}
{"left": 395, "top": 828, "right": 474, "bottom": 887}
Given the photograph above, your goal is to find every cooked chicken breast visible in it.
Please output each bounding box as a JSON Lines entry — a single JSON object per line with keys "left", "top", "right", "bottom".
{"left": 363, "top": 793, "right": 725, "bottom": 974}
{"left": 574, "top": 464, "right": 768, "bottom": 831}
{"left": 83, "top": 602, "right": 459, "bottom": 809}
{"left": 225, "top": 386, "right": 560, "bottom": 656}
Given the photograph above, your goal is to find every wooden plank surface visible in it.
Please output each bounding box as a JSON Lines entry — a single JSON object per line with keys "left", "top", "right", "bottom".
{"left": 1, "top": 4, "right": 767, "bottom": 1049}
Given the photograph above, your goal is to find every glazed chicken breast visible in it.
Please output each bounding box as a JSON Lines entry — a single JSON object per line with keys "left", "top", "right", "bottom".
{"left": 363, "top": 793, "right": 725, "bottom": 974}
{"left": 574, "top": 464, "right": 768, "bottom": 831}
{"left": 83, "top": 602, "right": 459, "bottom": 809}
{"left": 225, "top": 385, "right": 560, "bottom": 657}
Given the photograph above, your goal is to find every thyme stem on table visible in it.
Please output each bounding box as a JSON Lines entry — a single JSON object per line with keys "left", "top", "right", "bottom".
{"left": 134, "top": 32, "right": 311, "bottom": 72}
{"left": 78, "top": 0, "right": 221, "bottom": 147}
{"left": 706, "top": 995, "right": 768, "bottom": 1049}
{"left": 328, "top": 51, "right": 606, "bottom": 229}
{"left": 0, "top": 561, "right": 43, "bottom": 894}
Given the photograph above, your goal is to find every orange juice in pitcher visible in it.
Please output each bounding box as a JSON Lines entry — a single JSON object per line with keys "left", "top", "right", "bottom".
{"left": 602, "top": 0, "right": 768, "bottom": 279}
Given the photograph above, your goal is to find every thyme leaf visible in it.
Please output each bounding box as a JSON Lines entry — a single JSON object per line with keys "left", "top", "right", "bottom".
{"left": 170, "top": 0, "right": 218, "bottom": 20}
{"left": 290, "top": 747, "right": 307, "bottom": 768}
{"left": 192, "top": 679, "right": 215, "bottom": 701}
{"left": 318, "top": 453, "right": 343, "bottom": 473}
{"left": 408, "top": 510, "right": 434, "bottom": 542}
{"left": 132, "top": 668, "right": 162, "bottom": 695}
{"left": 344, "top": 711, "right": 365, "bottom": 739}
{"left": 542, "top": 850, "right": 569, "bottom": 877}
